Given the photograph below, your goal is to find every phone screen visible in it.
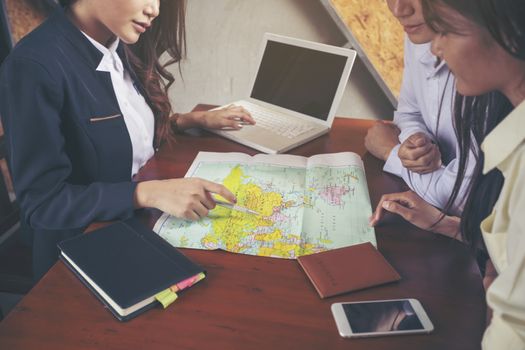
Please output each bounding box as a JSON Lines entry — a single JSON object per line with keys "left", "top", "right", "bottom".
{"left": 343, "top": 300, "right": 424, "bottom": 333}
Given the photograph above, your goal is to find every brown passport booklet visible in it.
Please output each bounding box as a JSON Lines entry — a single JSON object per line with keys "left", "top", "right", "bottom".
{"left": 297, "top": 242, "right": 401, "bottom": 298}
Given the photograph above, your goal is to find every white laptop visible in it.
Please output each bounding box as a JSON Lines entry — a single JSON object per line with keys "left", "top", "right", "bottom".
{"left": 210, "top": 33, "right": 357, "bottom": 154}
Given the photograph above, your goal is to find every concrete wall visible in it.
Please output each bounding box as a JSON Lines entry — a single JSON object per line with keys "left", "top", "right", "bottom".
{"left": 167, "top": 0, "right": 394, "bottom": 120}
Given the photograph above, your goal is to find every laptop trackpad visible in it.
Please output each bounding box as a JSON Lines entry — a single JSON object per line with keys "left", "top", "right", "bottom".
{"left": 218, "top": 125, "right": 302, "bottom": 152}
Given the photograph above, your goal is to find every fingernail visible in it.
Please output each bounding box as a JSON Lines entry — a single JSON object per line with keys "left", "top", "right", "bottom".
{"left": 382, "top": 201, "right": 390, "bottom": 209}
{"left": 237, "top": 123, "right": 243, "bottom": 128}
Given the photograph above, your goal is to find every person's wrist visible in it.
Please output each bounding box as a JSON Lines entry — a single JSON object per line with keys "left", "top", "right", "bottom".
{"left": 174, "top": 112, "right": 201, "bottom": 130}
{"left": 382, "top": 143, "right": 398, "bottom": 161}
{"left": 187, "top": 111, "right": 206, "bottom": 128}
{"left": 134, "top": 181, "right": 157, "bottom": 209}
{"left": 433, "top": 215, "right": 461, "bottom": 240}
{"left": 171, "top": 114, "right": 181, "bottom": 133}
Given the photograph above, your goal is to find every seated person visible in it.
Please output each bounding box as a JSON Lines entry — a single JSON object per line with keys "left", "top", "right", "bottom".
{"left": 373, "top": 0, "right": 525, "bottom": 347}
{"left": 365, "top": 0, "right": 475, "bottom": 217}
{"left": 0, "top": 0, "right": 254, "bottom": 279}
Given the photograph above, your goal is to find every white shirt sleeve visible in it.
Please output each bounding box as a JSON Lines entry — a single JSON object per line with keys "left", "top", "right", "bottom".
{"left": 382, "top": 37, "right": 471, "bottom": 214}
{"left": 393, "top": 37, "right": 433, "bottom": 143}
{"left": 384, "top": 142, "right": 475, "bottom": 215}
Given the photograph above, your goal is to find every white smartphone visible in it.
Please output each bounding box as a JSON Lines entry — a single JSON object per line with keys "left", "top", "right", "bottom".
{"left": 331, "top": 298, "right": 434, "bottom": 338}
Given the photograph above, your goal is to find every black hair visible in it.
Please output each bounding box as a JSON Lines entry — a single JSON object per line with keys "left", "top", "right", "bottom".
{"left": 421, "top": 0, "right": 524, "bottom": 251}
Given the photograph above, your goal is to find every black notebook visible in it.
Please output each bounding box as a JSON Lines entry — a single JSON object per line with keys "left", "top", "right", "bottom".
{"left": 58, "top": 217, "right": 205, "bottom": 321}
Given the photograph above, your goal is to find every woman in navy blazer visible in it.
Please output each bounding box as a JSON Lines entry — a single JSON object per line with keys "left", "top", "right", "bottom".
{"left": 0, "top": 0, "right": 254, "bottom": 279}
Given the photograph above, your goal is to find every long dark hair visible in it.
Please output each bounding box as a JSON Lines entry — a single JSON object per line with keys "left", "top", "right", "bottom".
{"left": 59, "top": 0, "right": 186, "bottom": 147}
{"left": 421, "top": 0, "right": 524, "bottom": 249}
{"left": 449, "top": 93, "right": 510, "bottom": 250}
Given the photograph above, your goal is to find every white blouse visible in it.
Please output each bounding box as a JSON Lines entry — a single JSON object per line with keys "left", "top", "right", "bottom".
{"left": 83, "top": 33, "right": 155, "bottom": 177}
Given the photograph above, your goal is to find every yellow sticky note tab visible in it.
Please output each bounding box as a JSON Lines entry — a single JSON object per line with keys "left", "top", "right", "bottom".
{"left": 196, "top": 272, "right": 206, "bottom": 282}
{"left": 155, "top": 288, "right": 178, "bottom": 309}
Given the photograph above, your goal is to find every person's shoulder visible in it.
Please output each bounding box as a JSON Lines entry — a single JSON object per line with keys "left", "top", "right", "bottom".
{"left": 6, "top": 13, "right": 70, "bottom": 70}
{"left": 0, "top": 23, "right": 70, "bottom": 89}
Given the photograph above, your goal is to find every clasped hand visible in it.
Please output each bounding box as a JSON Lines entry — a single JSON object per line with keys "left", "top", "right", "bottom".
{"left": 398, "top": 132, "right": 442, "bottom": 174}
{"left": 365, "top": 123, "right": 442, "bottom": 175}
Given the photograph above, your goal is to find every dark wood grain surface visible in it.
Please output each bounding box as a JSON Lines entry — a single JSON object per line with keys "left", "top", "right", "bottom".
{"left": 0, "top": 109, "right": 485, "bottom": 350}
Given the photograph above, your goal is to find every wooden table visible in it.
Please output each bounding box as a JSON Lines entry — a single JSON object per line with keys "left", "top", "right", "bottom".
{"left": 0, "top": 112, "right": 486, "bottom": 350}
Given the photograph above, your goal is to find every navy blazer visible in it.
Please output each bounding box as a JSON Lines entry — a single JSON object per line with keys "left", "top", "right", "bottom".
{"left": 0, "top": 8, "right": 149, "bottom": 277}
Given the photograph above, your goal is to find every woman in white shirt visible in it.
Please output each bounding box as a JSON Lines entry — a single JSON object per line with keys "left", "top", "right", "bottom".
{"left": 373, "top": 0, "right": 525, "bottom": 348}
{"left": 0, "top": 0, "right": 255, "bottom": 278}
{"left": 365, "top": 0, "right": 477, "bottom": 217}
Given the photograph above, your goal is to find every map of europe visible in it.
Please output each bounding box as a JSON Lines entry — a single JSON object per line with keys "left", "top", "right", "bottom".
{"left": 154, "top": 152, "right": 376, "bottom": 259}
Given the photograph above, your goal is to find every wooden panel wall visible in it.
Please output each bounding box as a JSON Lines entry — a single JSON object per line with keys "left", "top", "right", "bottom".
{"left": 4, "top": 0, "right": 47, "bottom": 44}
{"left": 330, "top": 0, "right": 404, "bottom": 98}
{"left": 1, "top": 0, "right": 48, "bottom": 195}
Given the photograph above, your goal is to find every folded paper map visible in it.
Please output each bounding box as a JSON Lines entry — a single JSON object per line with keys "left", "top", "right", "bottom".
{"left": 154, "top": 152, "right": 376, "bottom": 259}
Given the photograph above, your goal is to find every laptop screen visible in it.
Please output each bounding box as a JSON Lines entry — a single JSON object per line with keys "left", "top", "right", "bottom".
{"left": 250, "top": 40, "right": 348, "bottom": 121}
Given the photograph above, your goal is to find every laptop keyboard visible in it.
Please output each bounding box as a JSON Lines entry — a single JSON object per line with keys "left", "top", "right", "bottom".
{"left": 236, "top": 101, "right": 315, "bottom": 139}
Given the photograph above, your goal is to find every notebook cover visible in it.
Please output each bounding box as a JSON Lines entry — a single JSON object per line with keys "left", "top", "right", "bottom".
{"left": 59, "top": 254, "right": 158, "bottom": 321}
{"left": 58, "top": 217, "right": 205, "bottom": 321}
{"left": 297, "top": 242, "right": 400, "bottom": 298}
